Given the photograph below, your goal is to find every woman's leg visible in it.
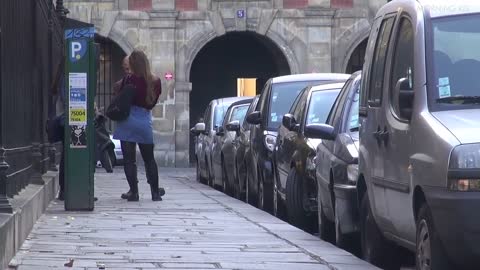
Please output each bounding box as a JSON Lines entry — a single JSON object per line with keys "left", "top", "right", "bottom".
{"left": 121, "top": 141, "right": 139, "bottom": 201}
{"left": 138, "top": 143, "right": 161, "bottom": 201}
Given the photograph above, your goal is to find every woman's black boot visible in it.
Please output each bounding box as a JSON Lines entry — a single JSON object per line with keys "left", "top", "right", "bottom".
{"left": 151, "top": 184, "right": 162, "bottom": 201}
{"left": 127, "top": 182, "right": 139, "bottom": 201}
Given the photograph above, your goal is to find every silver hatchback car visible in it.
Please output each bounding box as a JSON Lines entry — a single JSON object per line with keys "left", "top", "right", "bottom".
{"left": 192, "top": 97, "right": 251, "bottom": 186}
{"left": 358, "top": 1, "right": 480, "bottom": 269}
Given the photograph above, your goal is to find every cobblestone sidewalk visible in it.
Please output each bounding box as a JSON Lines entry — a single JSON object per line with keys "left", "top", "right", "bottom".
{"left": 8, "top": 168, "right": 378, "bottom": 270}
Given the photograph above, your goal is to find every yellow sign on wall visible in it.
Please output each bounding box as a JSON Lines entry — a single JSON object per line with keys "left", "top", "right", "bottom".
{"left": 237, "top": 78, "right": 257, "bottom": 97}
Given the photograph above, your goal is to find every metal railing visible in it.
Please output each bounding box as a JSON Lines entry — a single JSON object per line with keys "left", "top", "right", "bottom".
{"left": 0, "top": 0, "right": 66, "bottom": 213}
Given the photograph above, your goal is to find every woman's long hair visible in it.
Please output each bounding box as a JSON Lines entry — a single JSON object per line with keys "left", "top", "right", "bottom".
{"left": 129, "top": 50, "right": 156, "bottom": 105}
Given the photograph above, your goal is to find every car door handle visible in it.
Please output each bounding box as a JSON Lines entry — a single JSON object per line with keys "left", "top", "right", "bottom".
{"left": 373, "top": 127, "right": 389, "bottom": 143}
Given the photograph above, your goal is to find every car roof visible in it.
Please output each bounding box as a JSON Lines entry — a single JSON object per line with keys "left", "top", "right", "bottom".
{"left": 229, "top": 97, "right": 254, "bottom": 107}
{"left": 271, "top": 73, "right": 350, "bottom": 84}
{"left": 311, "top": 82, "right": 346, "bottom": 92}
{"left": 382, "top": 0, "right": 480, "bottom": 18}
{"left": 211, "top": 96, "right": 251, "bottom": 106}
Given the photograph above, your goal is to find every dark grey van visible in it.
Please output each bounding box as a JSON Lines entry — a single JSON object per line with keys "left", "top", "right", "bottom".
{"left": 358, "top": 0, "right": 480, "bottom": 269}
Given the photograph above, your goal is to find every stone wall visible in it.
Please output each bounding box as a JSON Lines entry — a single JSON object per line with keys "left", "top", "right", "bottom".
{"left": 64, "top": 0, "right": 386, "bottom": 167}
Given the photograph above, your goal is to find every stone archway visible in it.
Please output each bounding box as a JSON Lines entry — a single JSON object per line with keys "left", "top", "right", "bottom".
{"left": 345, "top": 38, "right": 368, "bottom": 74}
{"left": 174, "top": 21, "right": 300, "bottom": 166}
{"left": 332, "top": 19, "right": 371, "bottom": 73}
{"left": 186, "top": 31, "right": 293, "bottom": 162}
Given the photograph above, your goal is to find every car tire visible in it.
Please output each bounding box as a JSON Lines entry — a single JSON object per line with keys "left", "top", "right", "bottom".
{"left": 222, "top": 162, "right": 231, "bottom": 195}
{"left": 416, "top": 204, "right": 451, "bottom": 270}
{"left": 257, "top": 168, "right": 273, "bottom": 212}
{"left": 245, "top": 161, "right": 254, "bottom": 205}
{"left": 196, "top": 160, "right": 207, "bottom": 184}
{"left": 360, "top": 193, "right": 396, "bottom": 268}
{"left": 334, "top": 198, "right": 358, "bottom": 249}
{"left": 318, "top": 199, "right": 335, "bottom": 242}
{"left": 206, "top": 160, "right": 213, "bottom": 187}
{"left": 286, "top": 168, "right": 314, "bottom": 229}
{"left": 273, "top": 183, "right": 286, "bottom": 220}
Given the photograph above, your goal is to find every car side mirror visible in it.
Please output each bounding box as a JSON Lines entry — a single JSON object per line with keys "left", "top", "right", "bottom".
{"left": 246, "top": 111, "right": 262, "bottom": 125}
{"left": 226, "top": 120, "right": 240, "bottom": 132}
{"left": 190, "top": 122, "right": 206, "bottom": 136}
{"left": 216, "top": 126, "right": 225, "bottom": 136}
{"left": 396, "top": 78, "right": 414, "bottom": 120}
{"left": 304, "top": 124, "right": 336, "bottom": 140}
{"left": 282, "top": 114, "right": 299, "bottom": 132}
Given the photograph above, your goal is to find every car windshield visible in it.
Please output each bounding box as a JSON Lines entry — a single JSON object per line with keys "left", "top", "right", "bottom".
{"left": 269, "top": 81, "right": 322, "bottom": 129}
{"left": 229, "top": 105, "right": 249, "bottom": 125}
{"left": 306, "top": 89, "right": 341, "bottom": 125}
{"left": 347, "top": 87, "right": 360, "bottom": 132}
{"left": 429, "top": 14, "right": 480, "bottom": 110}
{"left": 213, "top": 104, "right": 229, "bottom": 128}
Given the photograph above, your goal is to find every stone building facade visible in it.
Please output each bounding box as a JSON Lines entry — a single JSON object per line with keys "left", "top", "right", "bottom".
{"left": 64, "top": 0, "right": 387, "bottom": 167}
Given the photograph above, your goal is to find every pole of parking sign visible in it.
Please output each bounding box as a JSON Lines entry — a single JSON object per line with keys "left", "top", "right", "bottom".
{"left": 64, "top": 24, "right": 96, "bottom": 211}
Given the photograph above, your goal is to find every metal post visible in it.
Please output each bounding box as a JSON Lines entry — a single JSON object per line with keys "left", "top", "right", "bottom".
{"left": 0, "top": 148, "right": 12, "bottom": 213}
{"left": 56, "top": 0, "right": 69, "bottom": 19}
{"left": 0, "top": 26, "right": 12, "bottom": 213}
{"left": 31, "top": 142, "right": 45, "bottom": 185}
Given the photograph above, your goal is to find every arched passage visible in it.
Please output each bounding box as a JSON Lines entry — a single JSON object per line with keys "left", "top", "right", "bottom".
{"left": 188, "top": 31, "right": 291, "bottom": 162}
{"left": 95, "top": 35, "right": 127, "bottom": 130}
{"left": 345, "top": 39, "right": 368, "bottom": 74}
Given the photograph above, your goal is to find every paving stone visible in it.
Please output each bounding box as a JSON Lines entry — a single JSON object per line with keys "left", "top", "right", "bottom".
{"left": 9, "top": 169, "right": 378, "bottom": 270}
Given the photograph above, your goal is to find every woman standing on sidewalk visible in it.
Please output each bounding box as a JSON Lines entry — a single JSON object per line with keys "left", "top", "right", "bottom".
{"left": 113, "top": 50, "right": 163, "bottom": 201}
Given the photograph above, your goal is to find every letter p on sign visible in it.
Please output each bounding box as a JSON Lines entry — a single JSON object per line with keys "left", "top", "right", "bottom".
{"left": 72, "top": 42, "right": 82, "bottom": 58}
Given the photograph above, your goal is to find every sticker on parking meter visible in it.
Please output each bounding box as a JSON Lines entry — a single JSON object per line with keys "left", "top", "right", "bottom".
{"left": 69, "top": 108, "right": 87, "bottom": 124}
{"left": 70, "top": 125, "right": 87, "bottom": 148}
{"left": 69, "top": 73, "right": 87, "bottom": 106}
{"left": 438, "top": 77, "right": 451, "bottom": 98}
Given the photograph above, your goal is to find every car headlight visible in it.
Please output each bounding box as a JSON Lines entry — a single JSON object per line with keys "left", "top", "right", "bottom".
{"left": 264, "top": 134, "right": 277, "bottom": 152}
{"left": 347, "top": 164, "right": 359, "bottom": 184}
{"left": 448, "top": 144, "right": 480, "bottom": 191}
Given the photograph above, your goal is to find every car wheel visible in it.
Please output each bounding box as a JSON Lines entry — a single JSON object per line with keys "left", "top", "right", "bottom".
{"left": 360, "top": 193, "right": 396, "bottom": 268}
{"left": 245, "top": 161, "right": 253, "bottom": 204}
{"left": 286, "top": 168, "right": 315, "bottom": 230}
{"left": 222, "top": 162, "right": 230, "bottom": 195}
{"left": 273, "top": 183, "right": 286, "bottom": 220}
{"left": 317, "top": 198, "right": 335, "bottom": 242}
{"left": 196, "top": 160, "right": 206, "bottom": 184}
{"left": 258, "top": 175, "right": 264, "bottom": 209}
{"left": 206, "top": 160, "right": 213, "bottom": 187}
{"left": 334, "top": 197, "right": 358, "bottom": 249}
{"left": 416, "top": 204, "right": 451, "bottom": 270}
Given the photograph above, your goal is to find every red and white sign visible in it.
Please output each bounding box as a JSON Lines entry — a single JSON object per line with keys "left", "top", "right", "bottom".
{"left": 165, "top": 72, "right": 174, "bottom": 80}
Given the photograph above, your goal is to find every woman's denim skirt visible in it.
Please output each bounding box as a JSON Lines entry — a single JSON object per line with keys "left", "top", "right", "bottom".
{"left": 113, "top": 106, "right": 153, "bottom": 144}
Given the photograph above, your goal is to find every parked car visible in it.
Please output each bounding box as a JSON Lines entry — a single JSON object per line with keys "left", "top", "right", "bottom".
{"left": 246, "top": 73, "right": 350, "bottom": 211}
{"left": 274, "top": 82, "right": 345, "bottom": 229}
{"left": 233, "top": 95, "right": 259, "bottom": 200}
{"left": 304, "top": 71, "right": 361, "bottom": 247}
{"left": 192, "top": 97, "right": 246, "bottom": 186}
{"left": 358, "top": 1, "right": 480, "bottom": 269}
{"left": 212, "top": 97, "right": 253, "bottom": 192}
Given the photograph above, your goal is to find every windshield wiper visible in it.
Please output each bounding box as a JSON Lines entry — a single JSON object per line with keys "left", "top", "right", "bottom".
{"left": 436, "top": 96, "right": 480, "bottom": 104}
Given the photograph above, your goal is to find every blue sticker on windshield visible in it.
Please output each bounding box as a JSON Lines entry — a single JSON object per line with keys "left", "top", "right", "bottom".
{"left": 438, "top": 77, "right": 451, "bottom": 98}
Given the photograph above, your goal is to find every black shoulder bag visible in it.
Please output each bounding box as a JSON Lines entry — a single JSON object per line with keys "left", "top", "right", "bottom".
{"left": 106, "top": 84, "right": 135, "bottom": 121}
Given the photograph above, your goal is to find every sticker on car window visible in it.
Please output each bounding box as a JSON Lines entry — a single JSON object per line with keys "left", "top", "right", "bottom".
{"left": 438, "top": 77, "right": 451, "bottom": 98}
{"left": 271, "top": 113, "right": 278, "bottom": 122}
